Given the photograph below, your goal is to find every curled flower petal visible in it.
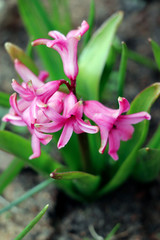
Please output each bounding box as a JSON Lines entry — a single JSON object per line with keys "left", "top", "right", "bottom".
{"left": 38, "top": 70, "right": 49, "bottom": 82}
{"left": 14, "top": 59, "right": 43, "bottom": 88}
{"left": 57, "top": 120, "right": 74, "bottom": 149}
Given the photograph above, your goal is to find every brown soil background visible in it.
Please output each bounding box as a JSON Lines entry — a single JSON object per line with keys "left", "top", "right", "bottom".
{"left": 0, "top": 0, "right": 160, "bottom": 239}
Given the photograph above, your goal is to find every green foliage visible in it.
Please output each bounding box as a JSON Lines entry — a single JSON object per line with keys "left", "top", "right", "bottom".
{"left": 132, "top": 148, "right": 160, "bottom": 182}
{"left": 52, "top": 168, "right": 100, "bottom": 197}
{"left": 105, "top": 223, "right": 120, "bottom": 240}
{"left": 77, "top": 12, "right": 123, "bottom": 100}
{"left": 117, "top": 42, "right": 128, "bottom": 97}
{"left": 0, "top": 130, "right": 61, "bottom": 175}
{"left": 149, "top": 38, "right": 160, "bottom": 70}
{"left": 5, "top": 42, "right": 39, "bottom": 75}
{"left": 0, "top": 180, "right": 52, "bottom": 215}
{"left": 48, "top": 0, "right": 71, "bottom": 34}
{"left": 18, "top": 0, "right": 65, "bottom": 79}
{"left": 83, "top": 0, "right": 95, "bottom": 46}
{"left": 0, "top": 92, "right": 10, "bottom": 108}
{"left": 13, "top": 204, "right": 49, "bottom": 240}
{"left": 0, "top": 158, "right": 24, "bottom": 194}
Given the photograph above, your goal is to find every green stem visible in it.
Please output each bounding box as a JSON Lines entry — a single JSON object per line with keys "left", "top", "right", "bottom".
{"left": 78, "top": 133, "right": 92, "bottom": 173}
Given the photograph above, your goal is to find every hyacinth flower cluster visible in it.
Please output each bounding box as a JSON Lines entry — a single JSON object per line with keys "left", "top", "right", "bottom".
{"left": 3, "top": 20, "right": 151, "bottom": 161}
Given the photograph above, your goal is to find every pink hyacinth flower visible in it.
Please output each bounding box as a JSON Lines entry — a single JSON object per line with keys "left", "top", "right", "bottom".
{"left": 2, "top": 93, "right": 52, "bottom": 159}
{"left": 36, "top": 92, "right": 99, "bottom": 149}
{"left": 32, "top": 21, "right": 89, "bottom": 82}
{"left": 84, "top": 97, "right": 151, "bottom": 160}
{"left": 12, "top": 59, "right": 63, "bottom": 125}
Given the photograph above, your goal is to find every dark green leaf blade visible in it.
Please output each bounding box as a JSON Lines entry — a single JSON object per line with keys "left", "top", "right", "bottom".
{"left": 132, "top": 148, "right": 160, "bottom": 182}
{"left": 148, "top": 124, "right": 160, "bottom": 149}
{"left": 0, "top": 92, "right": 10, "bottom": 108}
{"left": 83, "top": 0, "right": 95, "bottom": 46}
{"left": 117, "top": 41, "right": 128, "bottom": 97}
{"left": 18, "top": 0, "right": 65, "bottom": 79}
{"left": 0, "top": 157, "right": 24, "bottom": 194}
{"left": 0, "top": 130, "right": 61, "bottom": 175}
{"left": 149, "top": 38, "right": 160, "bottom": 70}
{"left": 77, "top": 11, "right": 123, "bottom": 100}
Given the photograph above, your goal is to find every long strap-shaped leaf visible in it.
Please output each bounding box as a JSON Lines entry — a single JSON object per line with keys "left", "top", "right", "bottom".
{"left": 132, "top": 148, "right": 160, "bottom": 183}
{"left": 117, "top": 42, "right": 128, "bottom": 97}
{"left": 18, "top": 0, "right": 65, "bottom": 79}
{"left": 98, "top": 83, "right": 160, "bottom": 196}
{"left": 149, "top": 38, "right": 160, "bottom": 71}
{"left": 77, "top": 12, "right": 123, "bottom": 100}
{"left": 0, "top": 130, "right": 61, "bottom": 175}
{"left": 0, "top": 131, "right": 88, "bottom": 201}
{"left": 0, "top": 157, "right": 24, "bottom": 194}
{"left": 14, "top": 204, "right": 49, "bottom": 240}
{"left": 0, "top": 92, "right": 10, "bottom": 108}
{"left": 0, "top": 179, "right": 53, "bottom": 215}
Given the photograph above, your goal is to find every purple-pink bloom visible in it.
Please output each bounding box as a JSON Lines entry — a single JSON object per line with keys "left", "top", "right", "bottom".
{"left": 2, "top": 60, "right": 65, "bottom": 159}
{"left": 84, "top": 97, "right": 151, "bottom": 160}
{"left": 3, "top": 93, "right": 52, "bottom": 159}
{"left": 36, "top": 92, "right": 99, "bottom": 149}
{"left": 12, "top": 59, "right": 63, "bottom": 124}
{"left": 32, "top": 21, "right": 89, "bottom": 82}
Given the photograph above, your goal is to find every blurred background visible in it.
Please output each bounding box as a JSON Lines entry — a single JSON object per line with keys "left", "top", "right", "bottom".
{"left": 0, "top": 0, "right": 160, "bottom": 239}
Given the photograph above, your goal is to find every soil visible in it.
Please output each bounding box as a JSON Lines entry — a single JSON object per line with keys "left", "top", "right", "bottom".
{"left": 0, "top": 0, "right": 160, "bottom": 239}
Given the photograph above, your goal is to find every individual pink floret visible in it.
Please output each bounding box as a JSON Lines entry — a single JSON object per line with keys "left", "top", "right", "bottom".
{"left": 32, "top": 21, "right": 89, "bottom": 82}
{"left": 84, "top": 97, "right": 151, "bottom": 160}
{"left": 36, "top": 92, "right": 99, "bottom": 149}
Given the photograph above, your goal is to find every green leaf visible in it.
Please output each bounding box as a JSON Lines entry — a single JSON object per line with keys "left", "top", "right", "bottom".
{"left": 83, "top": 0, "right": 95, "bottom": 46}
{"left": 53, "top": 131, "right": 83, "bottom": 171}
{"left": 148, "top": 124, "right": 160, "bottom": 148}
{"left": 5, "top": 42, "right": 39, "bottom": 75}
{"left": 119, "top": 82, "right": 160, "bottom": 160}
{"left": 0, "top": 92, "right": 10, "bottom": 108}
{"left": 48, "top": 0, "right": 71, "bottom": 34}
{"left": 132, "top": 148, "right": 160, "bottom": 182}
{"left": 113, "top": 41, "right": 157, "bottom": 70}
{"left": 98, "top": 83, "right": 160, "bottom": 196}
{"left": 0, "top": 180, "right": 52, "bottom": 215}
{"left": 99, "top": 40, "right": 119, "bottom": 100}
{"left": 77, "top": 11, "right": 123, "bottom": 100}
{"left": 18, "top": 0, "right": 65, "bottom": 79}
{"left": 51, "top": 168, "right": 100, "bottom": 197}
{"left": 14, "top": 204, "right": 49, "bottom": 240}
{"left": 149, "top": 38, "right": 160, "bottom": 70}
{"left": 0, "top": 130, "right": 61, "bottom": 175}
{"left": 0, "top": 130, "right": 85, "bottom": 201}
{"left": 0, "top": 158, "right": 24, "bottom": 194}
{"left": 105, "top": 223, "right": 120, "bottom": 240}
{"left": 117, "top": 42, "right": 128, "bottom": 97}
